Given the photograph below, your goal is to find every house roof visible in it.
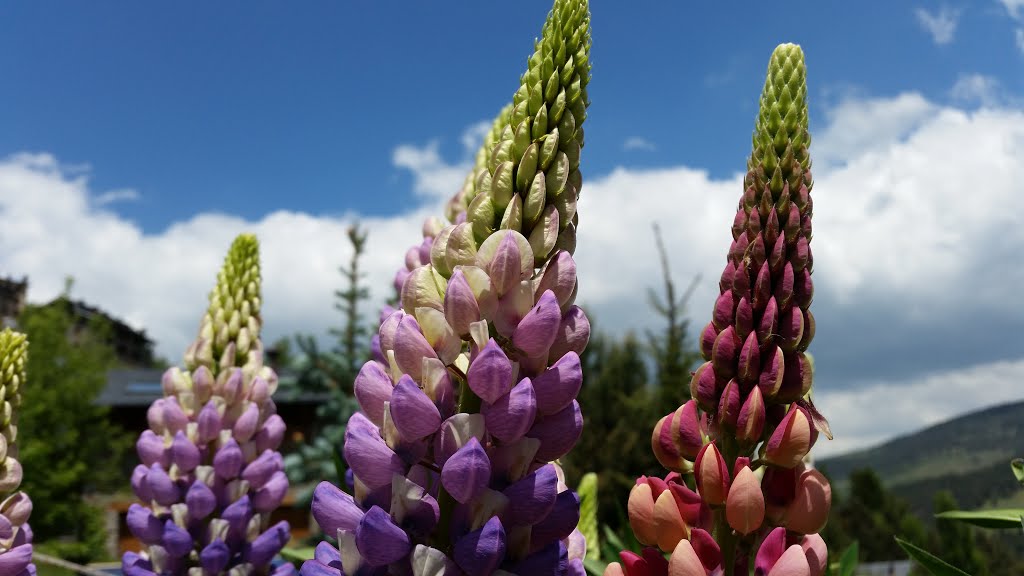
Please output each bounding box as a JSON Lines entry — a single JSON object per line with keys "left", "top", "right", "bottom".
{"left": 98, "top": 368, "right": 329, "bottom": 407}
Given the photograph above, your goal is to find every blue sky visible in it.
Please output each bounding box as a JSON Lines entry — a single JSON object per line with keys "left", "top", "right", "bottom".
{"left": 1, "top": 1, "right": 1023, "bottom": 457}
{"left": 2, "top": 2, "right": 1019, "bottom": 229}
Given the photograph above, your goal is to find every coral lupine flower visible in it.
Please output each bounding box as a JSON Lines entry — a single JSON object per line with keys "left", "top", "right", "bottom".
{"left": 301, "top": 1, "right": 592, "bottom": 574}
{"left": 614, "top": 43, "right": 832, "bottom": 576}
{"left": 124, "top": 235, "right": 294, "bottom": 576}
{"left": 0, "top": 331, "right": 34, "bottom": 576}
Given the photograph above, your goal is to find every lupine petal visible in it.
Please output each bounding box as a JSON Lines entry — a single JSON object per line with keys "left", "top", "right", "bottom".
{"left": 355, "top": 506, "right": 411, "bottom": 566}
{"left": 527, "top": 400, "right": 583, "bottom": 462}
{"left": 126, "top": 504, "right": 162, "bottom": 545}
{"left": 466, "top": 340, "right": 513, "bottom": 404}
{"left": 162, "top": 520, "right": 193, "bottom": 558}
{"left": 530, "top": 489, "right": 580, "bottom": 548}
{"left": 531, "top": 352, "right": 582, "bottom": 416}
{"left": 254, "top": 471, "right": 289, "bottom": 512}
{"left": 482, "top": 378, "right": 537, "bottom": 444}
{"left": 213, "top": 439, "right": 244, "bottom": 479}
{"left": 512, "top": 291, "right": 561, "bottom": 359}
{"left": 355, "top": 361, "right": 395, "bottom": 427}
{"left": 441, "top": 438, "right": 490, "bottom": 504}
{"left": 453, "top": 516, "right": 506, "bottom": 576}
{"left": 502, "top": 464, "right": 558, "bottom": 526}
{"left": 390, "top": 376, "right": 443, "bottom": 440}
{"left": 186, "top": 480, "right": 216, "bottom": 520}
{"left": 312, "top": 481, "right": 364, "bottom": 535}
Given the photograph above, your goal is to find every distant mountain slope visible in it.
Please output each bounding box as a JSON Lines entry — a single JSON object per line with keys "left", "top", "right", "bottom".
{"left": 818, "top": 400, "right": 1024, "bottom": 517}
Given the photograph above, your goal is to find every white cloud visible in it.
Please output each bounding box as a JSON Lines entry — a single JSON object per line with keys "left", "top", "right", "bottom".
{"left": 1001, "top": 0, "right": 1024, "bottom": 20}
{"left": 813, "top": 359, "right": 1024, "bottom": 458}
{"left": 914, "top": 7, "right": 959, "bottom": 44}
{"left": 94, "top": 188, "right": 140, "bottom": 206}
{"left": 623, "top": 137, "right": 656, "bottom": 151}
{"left": 950, "top": 74, "right": 1001, "bottom": 106}
{"left": 2, "top": 88, "right": 1023, "bottom": 458}
{"left": 1017, "top": 27, "right": 1024, "bottom": 53}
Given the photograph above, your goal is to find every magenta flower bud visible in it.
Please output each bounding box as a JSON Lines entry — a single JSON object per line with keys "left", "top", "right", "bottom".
{"left": 170, "top": 431, "right": 200, "bottom": 473}
{"left": 777, "top": 351, "right": 813, "bottom": 403}
{"left": 694, "top": 443, "right": 729, "bottom": 506}
{"left": 513, "top": 290, "right": 561, "bottom": 359}
{"left": 711, "top": 325, "right": 740, "bottom": 380}
{"left": 699, "top": 322, "right": 717, "bottom": 360}
{"left": 712, "top": 291, "right": 734, "bottom": 331}
{"left": 444, "top": 269, "right": 481, "bottom": 336}
{"left": 213, "top": 439, "right": 243, "bottom": 479}
{"left": 765, "top": 406, "right": 814, "bottom": 468}
{"left": 467, "top": 339, "right": 513, "bottom": 404}
{"left": 736, "top": 386, "right": 766, "bottom": 444}
{"left": 718, "top": 380, "right": 741, "bottom": 429}
{"left": 441, "top": 438, "right": 490, "bottom": 504}
{"left": 689, "top": 362, "right": 720, "bottom": 412}
{"left": 735, "top": 296, "right": 754, "bottom": 340}
{"left": 390, "top": 375, "right": 442, "bottom": 441}
{"left": 689, "top": 528, "right": 722, "bottom": 572}
{"left": 737, "top": 331, "right": 761, "bottom": 385}
{"left": 758, "top": 346, "right": 785, "bottom": 399}
{"left": 482, "top": 378, "right": 537, "bottom": 443}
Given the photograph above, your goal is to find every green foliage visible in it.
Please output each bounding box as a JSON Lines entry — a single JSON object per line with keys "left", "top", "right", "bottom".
{"left": 18, "top": 300, "right": 129, "bottom": 561}
{"left": 895, "top": 537, "right": 971, "bottom": 576}
{"left": 576, "top": 472, "right": 600, "bottom": 560}
{"left": 562, "top": 330, "right": 663, "bottom": 533}
{"left": 834, "top": 541, "right": 859, "bottom": 576}
{"left": 931, "top": 491, "right": 985, "bottom": 575}
{"left": 646, "top": 223, "right": 700, "bottom": 415}
{"left": 284, "top": 224, "right": 370, "bottom": 500}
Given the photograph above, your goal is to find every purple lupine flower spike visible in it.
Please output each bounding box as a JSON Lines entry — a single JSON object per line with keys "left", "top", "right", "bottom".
{"left": 124, "top": 235, "right": 295, "bottom": 576}
{"left": 301, "top": 1, "right": 592, "bottom": 574}
{"left": 0, "top": 331, "right": 34, "bottom": 576}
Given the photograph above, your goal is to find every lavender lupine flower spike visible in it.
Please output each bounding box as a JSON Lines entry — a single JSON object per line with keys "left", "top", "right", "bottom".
{"left": 0, "top": 330, "right": 34, "bottom": 576}
{"left": 607, "top": 44, "right": 832, "bottom": 576}
{"left": 303, "top": 1, "right": 591, "bottom": 575}
{"left": 125, "top": 234, "right": 294, "bottom": 576}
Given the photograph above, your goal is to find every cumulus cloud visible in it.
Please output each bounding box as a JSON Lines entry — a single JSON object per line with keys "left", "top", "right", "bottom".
{"left": 623, "top": 137, "right": 657, "bottom": 151}
{"left": 914, "top": 7, "right": 959, "bottom": 45}
{"left": 1, "top": 89, "right": 1022, "bottom": 457}
{"left": 950, "top": 74, "right": 1002, "bottom": 106}
{"left": 1001, "top": 0, "right": 1024, "bottom": 20}
{"left": 813, "top": 358, "right": 1024, "bottom": 457}
{"left": 94, "top": 188, "right": 140, "bottom": 206}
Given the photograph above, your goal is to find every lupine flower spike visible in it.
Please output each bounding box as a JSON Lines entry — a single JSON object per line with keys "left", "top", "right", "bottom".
{"left": 0, "top": 330, "right": 34, "bottom": 576}
{"left": 607, "top": 44, "right": 832, "bottom": 576}
{"left": 124, "top": 234, "right": 295, "bottom": 576}
{"left": 302, "top": 0, "right": 592, "bottom": 574}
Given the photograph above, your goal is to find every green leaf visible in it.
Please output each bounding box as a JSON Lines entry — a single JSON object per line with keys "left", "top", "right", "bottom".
{"left": 838, "top": 541, "right": 858, "bottom": 576}
{"left": 935, "top": 508, "right": 1024, "bottom": 529}
{"left": 602, "top": 524, "right": 626, "bottom": 552}
{"left": 583, "top": 557, "right": 608, "bottom": 576}
{"left": 279, "top": 547, "right": 316, "bottom": 565}
{"left": 894, "top": 537, "right": 971, "bottom": 576}
{"left": 1011, "top": 458, "right": 1024, "bottom": 486}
